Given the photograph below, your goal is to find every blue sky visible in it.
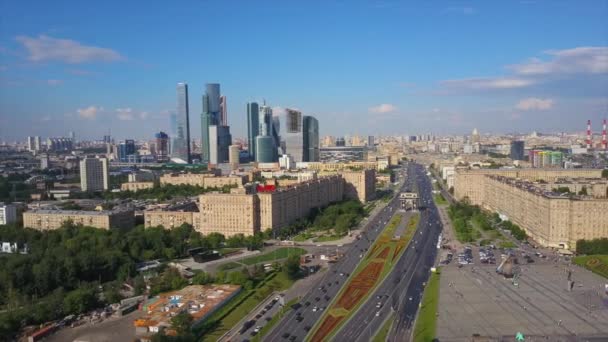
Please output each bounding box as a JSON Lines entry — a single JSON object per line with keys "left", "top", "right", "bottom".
{"left": 1, "top": 0, "right": 607, "bottom": 141}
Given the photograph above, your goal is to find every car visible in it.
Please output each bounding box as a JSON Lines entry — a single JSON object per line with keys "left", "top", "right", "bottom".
{"left": 375, "top": 311, "right": 381, "bottom": 317}
{"left": 304, "top": 301, "right": 310, "bottom": 306}
{"left": 315, "top": 297, "right": 320, "bottom": 302}
{"left": 282, "top": 332, "right": 290, "bottom": 338}
{"left": 409, "top": 296, "right": 413, "bottom": 301}
{"left": 376, "top": 302, "right": 382, "bottom": 308}
{"left": 312, "top": 306, "right": 318, "bottom": 312}
{"left": 289, "top": 336, "right": 297, "bottom": 341}
{"left": 296, "top": 316, "right": 304, "bottom": 322}
{"left": 265, "top": 316, "right": 272, "bottom": 322}
{"left": 250, "top": 331, "right": 257, "bottom": 336}
{"left": 324, "top": 295, "right": 330, "bottom": 301}
{"left": 254, "top": 326, "right": 261, "bottom": 333}
{"left": 304, "top": 326, "right": 311, "bottom": 332}
{"left": 255, "top": 314, "right": 262, "bottom": 319}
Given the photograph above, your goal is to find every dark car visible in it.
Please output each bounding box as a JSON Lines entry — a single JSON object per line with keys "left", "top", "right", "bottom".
{"left": 304, "top": 325, "right": 311, "bottom": 332}
{"left": 304, "top": 301, "right": 311, "bottom": 306}
{"left": 315, "top": 297, "right": 320, "bottom": 302}
{"left": 289, "top": 336, "right": 297, "bottom": 341}
{"left": 282, "top": 332, "right": 290, "bottom": 338}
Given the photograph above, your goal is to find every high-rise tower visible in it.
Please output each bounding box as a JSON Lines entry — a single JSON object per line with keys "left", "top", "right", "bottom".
{"left": 284, "top": 109, "right": 304, "bottom": 162}
{"left": 303, "top": 115, "right": 319, "bottom": 162}
{"left": 171, "top": 83, "right": 191, "bottom": 164}
{"left": 587, "top": 119, "right": 592, "bottom": 149}
{"left": 246, "top": 102, "right": 259, "bottom": 161}
{"left": 201, "top": 83, "right": 221, "bottom": 162}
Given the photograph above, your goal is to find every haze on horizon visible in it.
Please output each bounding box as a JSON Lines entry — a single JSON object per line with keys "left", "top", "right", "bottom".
{"left": 0, "top": 0, "right": 607, "bottom": 141}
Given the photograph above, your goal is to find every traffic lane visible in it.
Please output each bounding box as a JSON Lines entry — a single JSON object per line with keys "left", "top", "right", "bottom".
{"left": 269, "top": 169, "right": 412, "bottom": 339}
{"left": 231, "top": 296, "right": 282, "bottom": 341}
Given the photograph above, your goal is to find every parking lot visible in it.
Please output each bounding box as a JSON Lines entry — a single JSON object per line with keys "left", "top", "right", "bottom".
{"left": 436, "top": 252, "right": 608, "bottom": 341}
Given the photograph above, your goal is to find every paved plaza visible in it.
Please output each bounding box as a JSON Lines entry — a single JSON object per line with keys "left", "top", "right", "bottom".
{"left": 437, "top": 261, "right": 608, "bottom": 341}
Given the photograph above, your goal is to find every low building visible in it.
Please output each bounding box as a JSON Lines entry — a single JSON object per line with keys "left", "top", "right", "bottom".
{"left": 134, "top": 284, "right": 241, "bottom": 339}
{"left": 23, "top": 209, "right": 135, "bottom": 230}
{"left": 160, "top": 173, "right": 245, "bottom": 189}
{"left": 144, "top": 211, "right": 196, "bottom": 229}
{"left": 121, "top": 182, "right": 155, "bottom": 192}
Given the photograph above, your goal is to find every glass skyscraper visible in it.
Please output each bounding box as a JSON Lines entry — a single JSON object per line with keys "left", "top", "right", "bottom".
{"left": 201, "top": 83, "right": 221, "bottom": 162}
{"left": 303, "top": 115, "right": 319, "bottom": 162}
{"left": 510, "top": 140, "right": 525, "bottom": 161}
{"left": 246, "top": 102, "right": 259, "bottom": 161}
{"left": 284, "top": 109, "right": 304, "bottom": 162}
{"left": 171, "top": 83, "right": 191, "bottom": 164}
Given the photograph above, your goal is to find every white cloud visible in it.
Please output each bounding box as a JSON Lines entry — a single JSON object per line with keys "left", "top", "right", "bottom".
{"left": 77, "top": 106, "right": 101, "bottom": 120}
{"left": 509, "top": 47, "right": 608, "bottom": 76}
{"left": 116, "top": 108, "right": 134, "bottom": 121}
{"left": 441, "top": 77, "right": 535, "bottom": 90}
{"left": 46, "top": 79, "right": 63, "bottom": 86}
{"left": 139, "top": 111, "right": 149, "bottom": 119}
{"left": 369, "top": 104, "right": 397, "bottom": 113}
{"left": 515, "top": 97, "right": 554, "bottom": 111}
{"left": 15, "top": 35, "right": 123, "bottom": 64}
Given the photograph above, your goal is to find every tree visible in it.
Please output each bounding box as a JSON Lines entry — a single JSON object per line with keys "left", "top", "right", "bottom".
{"left": 192, "top": 271, "right": 213, "bottom": 285}
{"left": 171, "top": 311, "right": 193, "bottom": 335}
{"left": 602, "top": 169, "right": 608, "bottom": 179}
{"left": 63, "top": 286, "right": 99, "bottom": 315}
{"left": 283, "top": 254, "right": 301, "bottom": 280}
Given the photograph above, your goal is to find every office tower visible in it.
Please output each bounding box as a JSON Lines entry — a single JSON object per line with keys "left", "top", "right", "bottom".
{"left": 103, "top": 135, "right": 112, "bottom": 143}
{"left": 46, "top": 137, "right": 73, "bottom": 151}
{"left": 246, "top": 102, "right": 259, "bottom": 160}
{"left": 510, "top": 140, "right": 525, "bottom": 161}
{"left": 256, "top": 135, "right": 276, "bottom": 163}
{"left": 220, "top": 95, "right": 228, "bottom": 126}
{"left": 284, "top": 109, "right": 304, "bottom": 162}
{"left": 201, "top": 83, "right": 221, "bottom": 162}
{"left": 69, "top": 131, "right": 76, "bottom": 143}
{"left": 229, "top": 144, "right": 240, "bottom": 170}
{"left": 80, "top": 157, "right": 108, "bottom": 192}
{"left": 368, "top": 135, "right": 375, "bottom": 147}
{"left": 169, "top": 111, "right": 177, "bottom": 157}
{"left": 303, "top": 115, "right": 319, "bottom": 162}
{"left": 208, "top": 125, "right": 232, "bottom": 165}
{"left": 117, "top": 140, "right": 136, "bottom": 162}
{"left": 155, "top": 131, "right": 169, "bottom": 162}
{"left": 336, "top": 137, "right": 346, "bottom": 147}
{"left": 170, "top": 83, "right": 191, "bottom": 164}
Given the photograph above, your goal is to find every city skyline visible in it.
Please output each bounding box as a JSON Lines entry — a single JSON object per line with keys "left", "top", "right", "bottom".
{"left": 1, "top": 1, "right": 607, "bottom": 140}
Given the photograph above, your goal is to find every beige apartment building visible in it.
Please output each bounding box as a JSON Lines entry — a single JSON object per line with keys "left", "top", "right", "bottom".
{"left": 23, "top": 209, "right": 135, "bottom": 230}
{"left": 199, "top": 192, "right": 260, "bottom": 236}
{"left": 341, "top": 169, "right": 376, "bottom": 203}
{"left": 303, "top": 161, "right": 387, "bottom": 171}
{"left": 454, "top": 168, "right": 608, "bottom": 250}
{"left": 159, "top": 173, "right": 245, "bottom": 188}
{"left": 144, "top": 211, "right": 196, "bottom": 229}
{"left": 121, "top": 182, "right": 155, "bottom": 192}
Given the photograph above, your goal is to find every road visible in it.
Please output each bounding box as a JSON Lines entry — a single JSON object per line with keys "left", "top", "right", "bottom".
{"left": 266, "top": 164, "right": 411, "bottom": 342}
{"left": 333, "top": 163, "right": 442, "bottom": 342}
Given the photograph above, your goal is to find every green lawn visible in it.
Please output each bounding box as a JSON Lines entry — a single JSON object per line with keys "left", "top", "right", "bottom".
{"left": 240, "top": 247, "right": 307, "bottom": 265}
{"left": 252, "top": 297, "right": 300, "bottom": 342}
{"left": 412, "top": 269, "right": 441, "bottom": 342}
{"left": 373, "top": 313, "right": 394, "bottom": 342}
{"left": 573, "top": 255, "right": 608, "bottom": 279}
{"left": 313, "top": 234, "right": 344, "bottom": 242}
{"left": 499, "top": 240, "right": 516, "bottom": 249}
{"left": 433, "top": 193, "right": 448, "bottom": 206}
{"left": 200, "top": 272, "right": 294, "bottom": 341}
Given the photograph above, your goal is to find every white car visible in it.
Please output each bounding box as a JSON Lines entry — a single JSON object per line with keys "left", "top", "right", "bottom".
{"left": 375, "top": 311, "right": 381, "bottom": 317}
{"left": 312, "top": 306, "right": 318, "bottom": 312}
{"left": 254, "top": 326, "right": 261, "bottom": 333}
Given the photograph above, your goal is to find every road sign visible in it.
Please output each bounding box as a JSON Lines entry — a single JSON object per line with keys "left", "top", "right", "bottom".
{"left": 515, "top": 332, "right": 525, "bottom": 341}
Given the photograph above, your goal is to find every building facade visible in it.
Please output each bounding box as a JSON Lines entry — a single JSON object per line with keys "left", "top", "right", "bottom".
{"left": 121, "top": 182, "right": 155, "bottom": 192}
{"left": 246, "top": 102, "right": 259, "bottom": 161}
{"left": 510, "top": 140, "right": 525, "bottom": 161}
{"left": 23, "top": 209, "right": 135, "bottom": 230}
{"left": 284, "top": 109, "right": 304, "bottom": 162}
{"left": 80, "top": 157, "right": 109, "bottom": 192}
{"left": 171, "top": 83, "right": 191, "bottom": 164}
{"left": 0, "top": 203, "right": 17, "bottom": 225}
{"left": 303, "top": 115, "right": 320, "bottom": 162}
{"left": 199, "top": 192, "right": 260, "bottom": 236}
{"left": 144, "top": 211, "right": 196, "bottom": 229}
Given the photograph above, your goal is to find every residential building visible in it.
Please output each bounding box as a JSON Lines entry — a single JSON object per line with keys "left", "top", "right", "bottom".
{"left": 0, "top": 203, "right": 17, "bottom": 225}
{"left": 144, "top": 210, "right": 196, "bottom": 229}
{"left": 171, "top": 82, "right": 191, "bottom": 164}
{"left": 80, "top": 157, "right": 109, "bottom": 191}
{"left": 155, "top": 131, "right": 169, "bottom": 162}
{"left": 159, "top": 173, "right": 245, "bottom": 188}
{"left": 229, "top": 145, "right": 240, "bottom": 170}
{"left": 121, "top": 182, "right": 155, "bottom": 192}
{"left": 199, "top": 191, "right": 260, "bottom": 236}
{"left": 23, "top": 209, "right": 135, "bottom": 230}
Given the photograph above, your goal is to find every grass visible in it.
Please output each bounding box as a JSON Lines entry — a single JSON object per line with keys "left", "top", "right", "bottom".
{"left": 293, "top": 232, "right": 314, "bottom": 241}
{"left": 433, "top": 193, "right": 448, "bottom": 206}
{"left": 252, "top": 297, "right": 300, "bottom": 342}
{"left": 412, "top": 268, "right": 441, "bottom": 342}
{"left": 310, "top": 213, "right": 418, "bottom": 341}
{"left": 200, "top": 272, "right": 295, "bottom": 341}
{"left": 499, "top": 240, "right": 517, "bottom": 249}
{"left": 218, "top": 247, "right": 242, "bottom": 255}
{"left": 240, "top": 247, "right": 307, "bottom": 266}
{"left": 573, "top": 255, "right": 608, "bottom": 279}
{"left": 364, "top": 203, "right": 377, "bottom": 215}
{"left": 373, "top": 313, "right": 394, "bottom": 342}
{"left": 217, "top": 261, "right": 242, "bottom": 271}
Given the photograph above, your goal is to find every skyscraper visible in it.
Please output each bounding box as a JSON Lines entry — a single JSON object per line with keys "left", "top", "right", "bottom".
{"left": 27, "top": 136, "right": 36, "bottom": 152}
{"left": 155, "top": 131, "right": 169, "bottom": 162}
{"left": 510, "top": 140, "right": 525, "bottom": 161}
{"left": 246, "top": 102, "right": 259, "bottom": 161}
{"left": 208, "top": 125, "right": 232, "bottom": 164}
{"left": 201, "top": 83, "right": 221, "bottom": 162}
{"left": 80, "top": 157, "right": 108, "bottom": 192}
{"left": 118, "top": 140, "right": 136, "bottom": 162}
{"left": 171, "top": 83, "right": 191, "bottom": 164}
{"left": 229, "top": 144, "right": 240, "bottom": 170}
{"left": 303, "top": 115, "right": 319, "bottom": 162}
{"left": 284, "top": 109, "right": 304, "bottom": 162}
{"left": 220, "top": 95, "right": 228, "bottom": 126}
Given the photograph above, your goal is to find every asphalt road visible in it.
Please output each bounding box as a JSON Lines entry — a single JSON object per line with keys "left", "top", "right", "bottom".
{"left": 266, "top": 164, "right": 412, "bottom": 342}
{"left": 334, "top": 164, "right": 443, "bottom": 342}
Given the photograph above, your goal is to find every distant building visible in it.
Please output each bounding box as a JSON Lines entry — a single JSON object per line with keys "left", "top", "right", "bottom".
{"left": 80, "top": 157, "right": 109, "bottom": 191}
{"left": 46, "top": 137, "right": 73, "bottom": 152}
{"left": 0, "top": 203, "right": 17, "bottom": 225}
{"left": 201, "top": 83, "right": 221, "bottom": 162}
{"left": 219, "top": 95, "right": 228, "bottom": 126}
{"left": 367, "top": 135, "right": 375, "bottom": 147}
{"left": 155, "top": 131, "right": 169, "bottom": 162}
{"left": 171, "top": 82, "right": 191, "bottom": 164}
{"left": 510, "top": 140, "right": 525, "bottom": 161}
{"left": 208, "top": 125, "right": 232, "bottom": 165}
{"left": 118, "top": 140, "right": 136, "bottom": 162}
{"left": 303, "top": 115, "right": 319, "bottom": 162}
{"left": 229, "top": 145, "right": 240, "bottom": 170}
{"left": 529, "top": 150, "right": 563, "bottom": 168}
{"left": 279, "top": 154, "right": 295, "bottom": 170}
{"left": 256, "top": 135, "right": 276, "bottom": 163}
{"left": 23, "top": 209, "right": 135, "bottom": 230}
{"left": 284, "top": 109, "right": 304, "bottom": 162}
{"left": 246, "top": 102, "right": 259, "bottom": 161}
{"left": 121, "top": 182, "right": 155, "bottom": 192}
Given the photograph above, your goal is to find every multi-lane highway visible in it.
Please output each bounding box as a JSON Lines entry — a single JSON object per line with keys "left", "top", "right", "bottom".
{"left": 266, "top": 164, "right": 412, "bottom": 342}
{"left": 333, "top": 163, "right": 442, "bottom": 342}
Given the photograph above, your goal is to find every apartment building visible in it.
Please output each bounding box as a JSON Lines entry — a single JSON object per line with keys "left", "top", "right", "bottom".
{"left": 159, "top": 173, "right": 245, "bottom": 188}
{"left": 23, "top": 209, "right": 135, "bottom": 230}
{"left": 121, "top": 182, "right": 155, "bottom": 192}
{"left": 144, "top": 211, "right": 196, "bottom": 229}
